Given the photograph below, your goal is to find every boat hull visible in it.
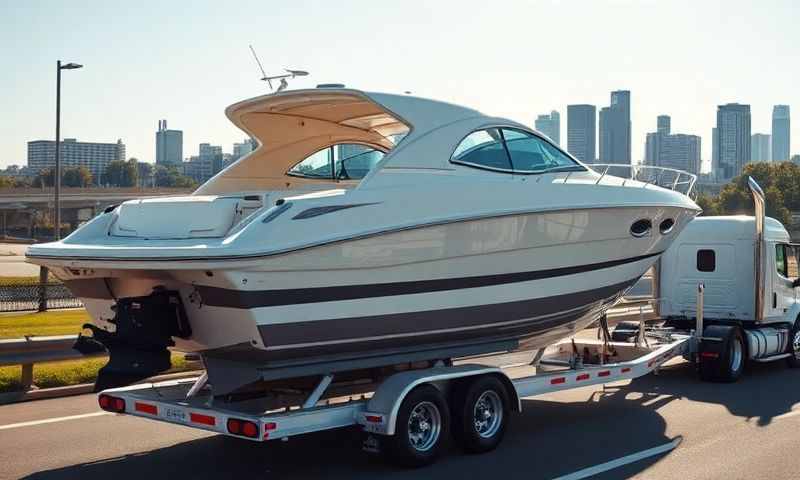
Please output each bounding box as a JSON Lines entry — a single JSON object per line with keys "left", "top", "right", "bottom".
{"left": 35, "top": 204, "right": 693, "bottom": 392}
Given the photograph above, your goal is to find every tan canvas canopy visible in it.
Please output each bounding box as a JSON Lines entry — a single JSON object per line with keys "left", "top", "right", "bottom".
{"left": 195, "top": 89, "right": 411, "bottom": 195}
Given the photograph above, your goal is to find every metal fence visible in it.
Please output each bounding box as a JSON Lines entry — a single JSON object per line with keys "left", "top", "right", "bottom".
{"left": 0, "top": 282, "right": 82, "bottom": 312}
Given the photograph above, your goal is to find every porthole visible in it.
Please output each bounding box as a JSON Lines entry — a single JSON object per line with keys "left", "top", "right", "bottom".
{"left": 659, "top": 218, "right": 675, "bottom": 234}
{"left": 630, "top": 219, "right": 652, "bottom": 238}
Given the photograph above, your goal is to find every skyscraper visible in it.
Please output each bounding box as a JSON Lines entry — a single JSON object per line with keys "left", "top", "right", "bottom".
{"left": 751, "top": 134, "right": 771, "bottom": 162}
{"left": 716, "top": 103, "right": 751, "bottom": 180}
{"left": 567, "top": 105, "right": 596, "bottom": 163}
{"left": 156, "top": 120, "right": 183, "bottom": 166}
{"left": 772, "top": 105, "right": 790, "bottom": 162}
{"left": 599, "top": 90, "right": 631, "bottom": 164}
{"left": 712, "top": 127, "right": 719, "bottom": 176}
{"left": 644, "top": 115, "right": 700, "bottom": 174}
{"left": 534, "top": 110, "right": 560, "bottom": 145}
{"left": 657, "top": 115, "right": 671, "bottom": 136}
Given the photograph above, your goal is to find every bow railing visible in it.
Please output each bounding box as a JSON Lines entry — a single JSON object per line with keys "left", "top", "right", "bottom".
{"left": 585, "top": 164, "right": 697, "bottom": 196}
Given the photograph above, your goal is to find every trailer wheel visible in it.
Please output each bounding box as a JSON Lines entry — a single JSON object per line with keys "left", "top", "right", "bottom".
{"left": 451, "top": 376, "right": 510, "bottom": 454}
{"left": 699, "top": 325, "right": 745, "bottom": 382}
{"left": 385, "top": 384, "right": 449, "bottom": 468}
{"left": 786, "top": 320, "right": 800, "bottom": 369}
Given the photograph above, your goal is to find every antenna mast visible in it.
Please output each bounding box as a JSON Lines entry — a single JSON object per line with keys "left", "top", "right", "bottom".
{"left": 248, "top": 44, "right": 271, "bottom": 89}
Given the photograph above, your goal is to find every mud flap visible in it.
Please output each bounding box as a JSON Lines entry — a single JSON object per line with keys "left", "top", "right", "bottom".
{"left": 74, "top": 288, "right": 192, "bottom": 392}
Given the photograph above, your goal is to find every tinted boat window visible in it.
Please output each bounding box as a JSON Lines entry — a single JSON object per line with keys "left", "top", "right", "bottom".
{"left": 451, "top": 128, "right": 512, "bottom": 171}
{"left": 501, "top": 129, "right": 579, "bottom": 172}
{"left": 288, "top": 144, "right": 385, "bottom": 180}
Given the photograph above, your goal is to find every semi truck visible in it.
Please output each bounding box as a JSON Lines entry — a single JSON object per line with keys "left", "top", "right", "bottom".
{"left": 616, "top": 177, "right": 800, "bottom": 382}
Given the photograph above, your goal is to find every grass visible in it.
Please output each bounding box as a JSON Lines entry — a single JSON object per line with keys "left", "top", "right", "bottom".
{"left": 0, "top": 309, "right": 195, "bottom": 392}
{"left": 0, "top": 275, "right": 62, "bottom": 286}
{"left": 0, "top": 353, "right": 190, "bottom": 393}
{"left": 0, "top": 309, "right": 90, "bottom": 339}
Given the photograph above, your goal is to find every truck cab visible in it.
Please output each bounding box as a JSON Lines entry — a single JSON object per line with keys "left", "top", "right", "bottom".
{"left": 653, "top": 177, "right": 800, "bottom": 378}
{"left": 659, "top": 215, "right": 800, "bottom": 325}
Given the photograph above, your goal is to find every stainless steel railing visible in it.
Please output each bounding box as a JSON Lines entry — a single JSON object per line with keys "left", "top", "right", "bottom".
{"left": 586, "top": 164, "right": 697, "bottom": 196}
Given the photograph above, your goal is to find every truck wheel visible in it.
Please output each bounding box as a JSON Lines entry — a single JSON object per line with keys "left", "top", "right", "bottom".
{"left": 385, "top": 384, "right": 449, "bottom": 468}
{"left": 451, "top": 376, "right": 510, "bottom": 454}
{"left": 699, "top": 325, "right": 745, "bottom": 382}
{"left": 611, "top": 321, "right": 642, "bottom": 342}
{"left": 786, "top": 321, "right": 800, "bottom": 369}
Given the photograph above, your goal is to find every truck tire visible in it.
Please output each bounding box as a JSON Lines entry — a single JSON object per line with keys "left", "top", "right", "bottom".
{"left": 699, "top": 325, "right": 746, "bottom": 382}
{"left": 384, "top": 384, "right": 449, "bottom": 468}
{"left": 786, "top": 320, "right": 800, "bottom": 369}
{"left": 611, "top": 321, "right": 641, "bottom": 342}
{"left": 451, "top": 376, "right": 510, "bottom": 454}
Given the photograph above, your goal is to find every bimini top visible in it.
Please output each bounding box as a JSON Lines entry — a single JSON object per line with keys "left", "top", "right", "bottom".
{"left": 195, "top": 88, "right": 486, "bottom": 195}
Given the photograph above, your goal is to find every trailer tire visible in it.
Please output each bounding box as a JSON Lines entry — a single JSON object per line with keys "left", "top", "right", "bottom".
{"left": 384, "top": 384, "right": 449, "bottom": 468}
{"left": 786, "top": 319, "right": 800, "bottom": 369}
{"left": 451, "top": 376, "right": 509, "bottom": 454}
{"left": 699, "top": 325, "right": 745, "bottom": 382}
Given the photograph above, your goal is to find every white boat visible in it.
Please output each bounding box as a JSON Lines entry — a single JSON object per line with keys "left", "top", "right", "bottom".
{"left": 26, "top": 88, "right": 700, "bottom": 393}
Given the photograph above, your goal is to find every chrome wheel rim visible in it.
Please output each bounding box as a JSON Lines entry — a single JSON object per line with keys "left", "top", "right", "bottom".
{"left": 407, "top": 401, "right": 441, "bottom": 452}
{"left": 731, "top": 337, "right": 743, "bottom": 372}
{"left": 473, "top": 390, "right": 503, "bottom": 438}
{"left": 793, "top": 330, "right": 800, "bottom": 360}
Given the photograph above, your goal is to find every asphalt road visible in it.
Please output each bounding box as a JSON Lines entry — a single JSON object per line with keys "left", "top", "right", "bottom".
{"left": 0, "top": 243, "right": 38, "bottom": 277}
{"left": 1, "top": 352, "right": 799, "bottom": 480}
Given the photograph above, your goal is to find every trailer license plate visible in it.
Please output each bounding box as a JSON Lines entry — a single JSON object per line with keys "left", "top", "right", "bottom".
{"left": 164, "top": 406, "right": 187, "bottom": 423}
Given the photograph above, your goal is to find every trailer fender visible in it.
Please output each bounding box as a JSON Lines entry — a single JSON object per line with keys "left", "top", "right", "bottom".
{"left": 359, "top": 364, "right": 519, "bottom": 436}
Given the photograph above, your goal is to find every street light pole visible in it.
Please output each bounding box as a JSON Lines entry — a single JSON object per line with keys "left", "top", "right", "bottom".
{"left": 54, "top": 60, "right": 61, "bottom": 240}
{"left": 53, "top": 60, "right": 82, "bottom": 241}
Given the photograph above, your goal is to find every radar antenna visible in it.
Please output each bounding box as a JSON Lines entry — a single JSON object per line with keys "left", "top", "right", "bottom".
{"left": 248, "top": 45, "right": 309, "bottom": 92}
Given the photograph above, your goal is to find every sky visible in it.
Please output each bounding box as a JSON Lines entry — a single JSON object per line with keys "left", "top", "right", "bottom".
{"left": 1, "top": 0, "right": 799, "bottom": 172}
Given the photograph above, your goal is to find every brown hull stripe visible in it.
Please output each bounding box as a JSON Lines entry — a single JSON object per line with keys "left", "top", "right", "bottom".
{"left": 199, "top": 252, "right": 659, "bottom": 309}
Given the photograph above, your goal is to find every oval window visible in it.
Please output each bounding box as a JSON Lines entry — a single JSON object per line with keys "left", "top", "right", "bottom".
{"left": 630, "top": 219, "right": 652, "bottom": 237}
{"left": 659, "top": 218, "right": 675, "bottom": 234}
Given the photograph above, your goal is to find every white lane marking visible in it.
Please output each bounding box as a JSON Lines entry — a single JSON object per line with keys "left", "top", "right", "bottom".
{"left": 551, "top": 437, "right": 682, "bottom": 480}
{"left": 0, "top": 411, "right": 111, "bottom": 430}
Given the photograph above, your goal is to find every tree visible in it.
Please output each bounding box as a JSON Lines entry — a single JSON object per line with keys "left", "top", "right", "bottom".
{"left": 62, "top": 166, "right": 93, "bottom": 187}
{"left": 154, "top": 165, "right": 197, "bottom": 189}
{"left": 34, "top": 168, "right": 54, "bottom": 187}
{"left": 0, "top": 175, "right": 15, "bottom": 188}
{"left": 701, "top": 162, "right": 796, "bottom": 226}
{"left": 137, "top": 161, "right": 153, "bottom": 187}
{"left": 104, "top": 159, "right": 139, "bottom": 187}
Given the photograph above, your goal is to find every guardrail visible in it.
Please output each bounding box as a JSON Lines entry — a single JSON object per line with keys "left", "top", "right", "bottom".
{"left": 0, "top": 334, "right": 201, "bottom": 404}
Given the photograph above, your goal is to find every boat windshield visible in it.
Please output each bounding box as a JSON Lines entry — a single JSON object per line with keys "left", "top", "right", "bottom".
{"left": 288, "top": 144, "right": 387, "bottom": 180}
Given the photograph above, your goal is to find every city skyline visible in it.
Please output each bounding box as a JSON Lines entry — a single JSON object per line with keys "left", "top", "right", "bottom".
{"left": 2, "top": 1, "right": 800, "bottom": 172}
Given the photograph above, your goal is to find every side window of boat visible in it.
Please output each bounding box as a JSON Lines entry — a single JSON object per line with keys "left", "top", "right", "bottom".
{"left": 501, "top": 129, "right": 578, "bottom": 173}
{"left": 288, "top": 144, "right": 385, "bottom": 180}
{"left": 451, "top": 128, "right": 512, "bottom": 172}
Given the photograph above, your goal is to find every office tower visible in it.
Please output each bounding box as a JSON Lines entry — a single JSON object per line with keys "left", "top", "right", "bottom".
{"left": 772, "top": 105, "right": 790, "bottom": 162}
{"left": 645, "top": 115, "right": 701, "bottom": 174}
{"left": 751, "top": 134, "right": 771, "bottom": 162}
{"left": 599, "top": 90, "right": 631, "bottom": 164}
{"left": 534, "top": 110, "right": 560, "bottom": 145}
{"left": 716, "top": 103, "right": 751, "bottom": 180}
{"left": 27, "top": 138, "right": 125, "bottom": 182}
{"left": 155, "top": 120, "right": 183, "bottom": 166}
{"left": 657, "top": 115, "right": 671, "bottom": 136}
{"left": 567, "top": 105, "right": 596, "bottom": 163}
